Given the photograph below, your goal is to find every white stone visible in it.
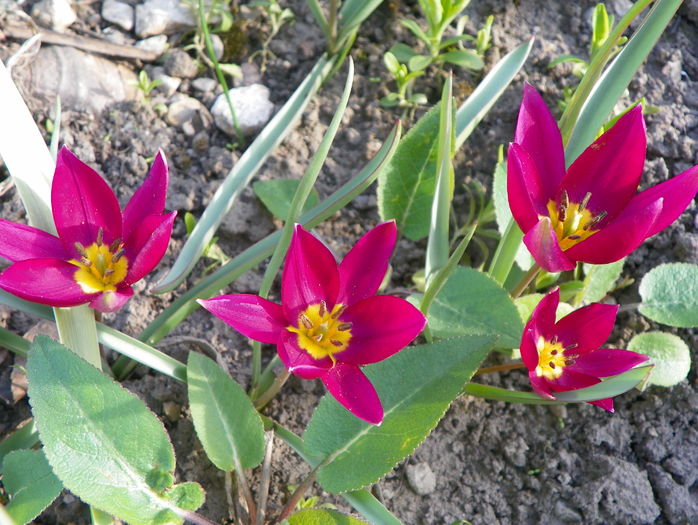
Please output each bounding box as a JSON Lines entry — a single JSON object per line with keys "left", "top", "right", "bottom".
{"left": 211, "top": 84, "right": 274, "bottom": 136}
{"left": 31, "top": 0, "right": 77, "bottom": 31}
{"left": 151, "top": 66, "right": 181, "bottom": 96}
{"left": 135, "top": 0, "right": 195, "bottom": 37}
{"left": 102, "top": 0, "right": 134, "bottom": 32}
{"left": 192, "top": 77, "right": 217, "bottom": 93}
{"left": 166, "top": 94, "right": 213, "bottom": 136}
{"left": 405, "top": 462, "right": 436, "bottom": 496}
{"left": 135, "top": 35, "right": 169, "bottom": 56}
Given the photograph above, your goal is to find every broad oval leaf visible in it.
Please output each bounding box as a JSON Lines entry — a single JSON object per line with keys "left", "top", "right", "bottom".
{"left": 304, "top": 334, "right": 495, "bottom": 493}
{"left": 627, "top": 332, "right": 690, "bottom": 387}
{"left": 27, "top": 336, "right": 204, "bottom": 525}
{"left": 440, "top": 49, "right": 484, "bottom": 69}
{"left": 252, "top": 179, "right": 320, "bottom": 220}
{"left": 3, "top": 449, "right": 62, "bottom": 525}
{"left": 639, "top": 263, "right": 698, "bottom": 327}
{"left": 579, "top": 260, "right": 625, "bottom": 304}
{"left": 187, "top": 353, "right": 265, "bottom": 471}
{"left": 288, "top": 509, "right": 367, "bottom": 525}
{"left": 428, "top": 267, "right": 523, "bottom": 348}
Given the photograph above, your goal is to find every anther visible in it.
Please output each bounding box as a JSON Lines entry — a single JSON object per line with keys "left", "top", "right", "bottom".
{"left": 330, "top": 340, "right": 344, "bottom": 347}
{"left": 112, "top": 249, "right": 125, "bottom": 262}
{"left": 558, "top": 206, "right": 567, "bottom": 222}
{"left": 319, "top": 300, "right": 327, "bottom": 317}
{"left": 109, "top": 238, "right": 123, "bottom": 252}
{"left": 313, "top": 334, "right": 324, "bottom": 342}
{"left": 560, "top": 190, "right": 569, "bottom": 209}
{"left": 74, "top": 242, "right": 88, "bottom": 256}
{"left": 550, "top": 362, "right": 556, "bottom": 369}
{"left": 579, "top": 192, "right": 592, "bottom": 212}
{"left": 567, "top": 235, "right": 581, "bottom": 240}
{"left": 81, "top": 258, "right": 92, "bottom": 267}
{"left": 103, "top": 269, "right": 115, "bottom": 278}
{"left": 96, "top": 227, "right": 104, "bottom": 245}
{"left": 584, "top": 211, "right": 608, "bottom": 230}
{"left": 550, "top": 335, "right": 558, "bottom": 345}
{"left": 565, "top": 343, "right": 579, "bottom": 350}
{"left": 299, "top": 313, "right": 313, "bottom": 330}
{"left": 338, "top": 322, "right": 352, "bottom": 331}
{"left": 331, "top": 305, "right": 347, "bottom": 319}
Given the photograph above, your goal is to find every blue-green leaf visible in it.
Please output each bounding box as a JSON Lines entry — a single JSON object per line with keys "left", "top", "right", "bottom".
{"left": 3, "top": 449, "right": 62, "bottom": 524}
{"left": 627, "top": 332, "right": 690, "bottom": 387}
{"left": 253, "top": 179, "right": 320, "bottom": 220}
{"left": 639, "top": 263, "right": 698, "bottom": 327}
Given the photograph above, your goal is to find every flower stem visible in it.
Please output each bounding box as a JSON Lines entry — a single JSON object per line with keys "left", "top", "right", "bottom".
{"left": 254, "top": 369, "right": 291, "bottom": 410}
{"left": 511, "top": 264, "right": 541, "bottom": 299}
{"left": 276, "top": 468, "right": 319, "bottom": 522}
{"left": 488, "top": 219, "right": 524, "bottom": 285}
{"left": 473, "top": 361, "right": 526, "bottom": 376}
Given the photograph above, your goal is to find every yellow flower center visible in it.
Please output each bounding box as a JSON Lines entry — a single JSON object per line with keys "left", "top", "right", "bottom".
{"left": 287, "top": 301, "right": 352, "bottom": 362}
{"left": 547, "top": 191, "right": 606, "bottom": 250}
{"left": 69, "top": 229, "right": 128, "bottom": 294}
{"left": 535, "top": 335, "right": 578, "bottom": 380}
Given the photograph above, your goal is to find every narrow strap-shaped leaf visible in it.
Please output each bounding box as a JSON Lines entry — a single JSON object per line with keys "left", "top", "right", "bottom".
{"left": 153, "top": 55, "right": 335, "bottom": 293}
{"left": 463, "top": 365, "right": 653, "bottom": 404}
{"left": 336, "top": 0, "right": 383, "bottom": 45}
{"left": 425, "top": 76, "right": 454, "bottom": 280}
{"left": 139, "top": 123, "right": 401, "bottom": 346}
{"left": 565, "top": 0, "right": 681, "bottom": 163}
{"left": 305, "top": 0, "right": 328, "bottom": 36}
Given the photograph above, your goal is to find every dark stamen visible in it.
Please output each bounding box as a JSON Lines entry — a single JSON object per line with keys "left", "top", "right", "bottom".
{"left": 550, "top": 362, "right": 556, "bottom": 369}
{"left": 74, "top": 242, "right": 88, "bottom": 256}
{"left": 567, "top": 235, "right": 581, "bottom": 240}
{"left": 96, "top": 227, "right": 104, "bottom": 245}
{"left": 551, "top": 350, "right": 558, "bottom": 355}
{"left": 338, "top": 322, "right": 353, "bottom": 331}
{"left": 112, "top": 249, "right": 125, "bottom": 262}
{"left": 331, "top": 305, "right": 347, "bottom": 319}
{"left": 584, "top": 211, "right": 608, "bottom": 230}
{"left": 330, "top": 340, "right": 343, "bottom": 347}
{"left": 81, "top": 258, "right": 92, "bottom": 267}
{"left": 318, "top": 300, "right": 327, "bottom": 317}
{"left": 560, "top": 190, "right": 569, "bottom": 209}
{"left": 299, "top": 313, "right": 313, "bottom": 330}
{"left": 103, "top": 269, "right": 114, "bottom": 277}
{"left": 558, "top": 205, "right": 567, "bottom": 222}
{"left": 579, "top": 192, "right": 592, "bottom": 212}
{"left": 313, "top": 334, "right": 324, "bottom": 342}
{"left": 565, "top": 343, "right": 579, "bottom": 350}
{"left": 109, "top": 238, "right": 123, "bottom": 252}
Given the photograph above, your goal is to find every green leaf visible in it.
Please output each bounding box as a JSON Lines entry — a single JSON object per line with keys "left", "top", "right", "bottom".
{"left": 388, "top": 43, "right": 418, "bottom": 63}
{"left": 304, "top": 334, "right": 495, "bottom": 493}
{"left": 639, "top": 263, "right": 698, "bottom": 327}
{"left": 288, "top": 509, "right": 367, "bottom": 525}
{"left": 3, "top": 449, "right": 62, "bottom": 524}
{"left": 439, "top": 49, "right": 484, "bottom": 69}
{"left": 428, "top": 267, "right": 523, "bottom": 348}
{"left": 187, "top": 353, "right": 265, "bottom": 471}
{"left": 464, "top": 365, "right": 654, "bottom": 404}
{"left": 627, "top": 332, "right": 690, "bottom": 387}
{"left": 400, "top": 19, "right": 430, "bottom": 43}
{"left": 336, "top": 0, "right": 383, "bottom": 46}
{"left": 514, "top": 293, "right": 544, "bottom": 323}
{"left": 578, "top": 259, "right": 625, "bottom": 304}
{"left": 378, "top": 38, "right": 533, "bottom": 240}
{"left": 253, "top": 179, "right": 320, "bottom": 220}
{"left": 154, "top": 55, "right": 334, "bottom": 293}
{"left": 408, "top": 54, "right": 432, "bottom": 72}
{"left": 383, "top": 51, "right": 401, "bottom": 75}
{"left": 566, "top": 0, "right": 682, "bottom": 163}
{"left": 27, "top": 336, "right": 204, "bottom": 525}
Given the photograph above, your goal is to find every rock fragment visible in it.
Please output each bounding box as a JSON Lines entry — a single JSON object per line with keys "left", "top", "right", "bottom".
{"left": 211, "top": 84, "right": 274, "bottom": 136}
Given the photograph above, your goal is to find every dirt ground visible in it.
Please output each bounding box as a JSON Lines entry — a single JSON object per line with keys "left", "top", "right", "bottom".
{"left": 1, "top": 0, "right": 697, "bottom": 523}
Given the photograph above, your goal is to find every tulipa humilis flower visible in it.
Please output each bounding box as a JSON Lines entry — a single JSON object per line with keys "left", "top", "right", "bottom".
{"left": 521, "top": 288, "right": 648, "bottom": 411}
{"left": 508, "top": 84, "right": 698, "bottom": 273}
{"left": 0, "top": 146, "right": 176, "bottom": 312}
{"left": 199, "top": 221, "right": 427, "bottom": 425}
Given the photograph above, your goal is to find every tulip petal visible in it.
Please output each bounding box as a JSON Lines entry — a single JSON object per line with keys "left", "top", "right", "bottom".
{"left": 514, "top": 84, "right": 566, "bottom": 190}
{"left": 337, "top": 221, "right": 397, "bottom": 306}
{"left": 507, "top": 144, "right": 551, "bottom": 231}
{"left": 337, "top": 295, "right": 426, "bottom": 366}
{"left": 521, "top": 289, "right": 559, "bottom": 370}
{"left": 90, "top": 286, "right": 133, "bottom": 313}
{"left": 123, "top": 212, "right": 176, "bottom": 285}
{"left": 523, "top": 218, "right": 576, "bottom": 272}
{"left": 281, "top": 225, "right": 340, "bottom": 320}
{"left": 0, "top": 258, "right": 92, "bottom": 307}
{"left": 588, "top": 397, "right": 614, "bottom": 412}
{"left": 199, "top": 294, "right": 287, "bottom": 345}
{"left": 321, "top": 362, "right": 383, "bottom": 425}
{"left": 564, "top": 198, "right": 662, "bottom": 265}
{"left": 520, "top": 326, "right": 540, "bottom": 371}
{"left": 122, "top": 151, "right": 169, "bottom": 241}
{"left": 562, "top": 106, "right": 646, "bottom": 217}
{"left": 528, "top": 371, "right": 555, "bottom": 400}
{"left": 568, "top": 349, "right": 648, "bottom": 377}
{"left": 0, "top": 219, "right": 67, "bottom": 262}
{"left": 278, "top": 331, "right": 332, "bottom": 379}
{"left": 553, "top": 303, "right": 618, "bottom": 354}
{"left": 549, "top": 369, "right": 614, "bottom": 411}
{"left": 627, "top": 165, "right": 698, "bottom": 238}
{"left": 52, "top": 147, "right": 123, "bottom": 250}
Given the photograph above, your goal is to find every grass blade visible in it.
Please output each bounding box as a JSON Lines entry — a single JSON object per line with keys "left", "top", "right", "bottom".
{"left": 153, "top": 55, "right": 335, "bottom": 293}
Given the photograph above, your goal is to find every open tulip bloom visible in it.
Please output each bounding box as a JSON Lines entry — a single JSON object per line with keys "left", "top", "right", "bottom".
{"left": 199, "top": 221, "right": 427, "bottom": 425}
{"left": 508, "top": 84, "right": 698, "bottom": 273}
{"left": 0, "top": 146, "right": 175, "bottom": 313}
{"left": 521, "top": 288, "right": 648, "bottom": 411}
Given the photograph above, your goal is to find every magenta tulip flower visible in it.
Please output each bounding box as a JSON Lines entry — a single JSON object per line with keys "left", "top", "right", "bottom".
{"left": 199, "top": 221, "right": 427, "bottom": 425}
{"left": 0, "top": 146, "right": 176, "bottom": 313}
{"left": 508, "top": 84, "right": 698, "bottom": 273}
{"left": 521, "top": 288, "right": 648, "bottom": 411}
